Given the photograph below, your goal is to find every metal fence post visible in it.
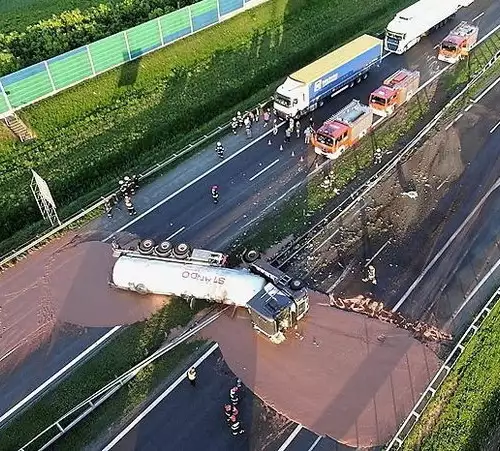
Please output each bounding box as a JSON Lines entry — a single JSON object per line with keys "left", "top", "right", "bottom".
{"left": 188, "top": 6, "right": 194, "bottom": 34}
{"left": 157, "top": 17, "right": 165, "bottom": 46}
{"left": 44, "top": 61, "right": 57, "bottom": 92}
{"left": 86, "top": 45, "right": 96, "bottom": 76}
{"left": 216, "top": 0, "right": 221, "bottom": 20}
{"left": 123, "top": 31, "right": 132, "bottom": 60}
{"left": 0, "top": 80, "right": 13, "bottom": 112}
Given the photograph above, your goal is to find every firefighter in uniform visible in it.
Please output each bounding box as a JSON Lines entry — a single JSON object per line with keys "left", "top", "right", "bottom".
{"left": 224, "top": 404, "right": 238, "bottom": 422}
{"left": 124, "top": 195, "right": 136, "bottom": 215}
{"left": 228, "top": 415, "right": 244, "bottom": 435}
{"left": 215, "top": 142, "right": 224, "bottom": 159}
{"left": 231, "top": 117, "right": 238, "bottom": 135}
{"left": 187, "top": 367, "right": 196, "bottom": 386}
{"left": 229, "top": 386, "right": 239, "bottom": 405}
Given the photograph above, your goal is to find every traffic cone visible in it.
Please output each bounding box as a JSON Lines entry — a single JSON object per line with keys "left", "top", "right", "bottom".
{"left": 315, "top": 162, "right": 320, "bottom": 169}
{"left": 300, "top": 155, "right": 304, "bottom": 162}
{"left": 268, "top": 139, "right": 272, "bottom": 145}
{"left": 279, "top": 144, "right": 283, "bottom": 151}
{"left": 291, "top": 149, "right": 295, "bottom": 157}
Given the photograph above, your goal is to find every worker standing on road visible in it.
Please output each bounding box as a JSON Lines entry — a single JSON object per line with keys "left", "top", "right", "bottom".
{"left": 187, "top": 367, "right": 197, "bottom": 386}
{"left": 272, "top": 119, "right": 278, "bottom": 136}
{"left": 104, "top": 198, "right": 113, "bottom": 219}
{"left": 124, "top": 195, "right": 136, "bottom": 216}
{"left": 211, "top": 185, "right": 220, "bottom": 204}
{"left": 304, "top": 126, "right": 312, "bottom": 144}
{"left": 295, "top": 119, "right": 301, "bottom": 138}
{"left": 263, "top": 109, "right": 270, "bottom": 127}
{"left": 237, "top": 111, "right": 243, "bottom": 127}
{"left": 245, "top": 122, "right": 252, "bottom": 139}
{"left": 284, "top": 127, "right": 291, "bottom": 143}
{"left": 215, "top": 141, "right": 225, "bottom": 159}
{"left": 229, "top": 386, "right": 239, "bottom": 405}
{"left": 248, "top": 110, "right": 255, "bottom": 123}
{"left": 224, "top": 404, "right": 239, "bottom": 422}
{"left": 228, "top": 415, "right": 245, "bottom": 435}
{"left": 288, "top": 116, "right": 294, "bottom": 131}
{"left": 231, "top": 117, "right": 238, "bottom": 135}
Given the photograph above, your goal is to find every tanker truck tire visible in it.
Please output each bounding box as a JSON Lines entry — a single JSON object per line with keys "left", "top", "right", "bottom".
{"left": 155, "top": 240, "right": 173, "bottom": 257}
{"left": 242, "top": 249, "right": 260, "bottom": 263}
{"left": 138, "top": 239, "right": 155, "bottom": 255}
{"left": 289, "top": 278, "right": 304, "bottom": 291}
{"left": 135, "top": 284, "right": 149, "bottom": 294}
{"left": 173, "top": 242, "right": 191, "bottom": 259}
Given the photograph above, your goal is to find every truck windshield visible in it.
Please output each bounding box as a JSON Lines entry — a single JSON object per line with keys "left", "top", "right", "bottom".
{"left": 441, "top": 42, "right": 457, "bottom": 52}
{"left": 275, "top": 93, "right": 291, "bottom": 108}
{"left": 370, "top": 95, "right": 386, "bottom": 106}
{"left": 316, "top": 133, "right": 334, "bottom": 147}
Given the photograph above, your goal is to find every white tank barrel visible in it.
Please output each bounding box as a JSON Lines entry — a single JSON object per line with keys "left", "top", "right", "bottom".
{"left": 111, "top": 255, "right": 266, "bottom": 307}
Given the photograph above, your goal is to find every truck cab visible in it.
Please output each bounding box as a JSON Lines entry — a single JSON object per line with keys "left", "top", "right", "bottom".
{"left": 438, "top": 22, "right": 478, "bottom": 63}
{"left": 274, "top": 77, "right": 307, "bottom": 119}
{"left": 312, "top": 100, "right": 373, "bottom": 159}
{"left": 245, "top": 258, "right": 309, "bottom": 343}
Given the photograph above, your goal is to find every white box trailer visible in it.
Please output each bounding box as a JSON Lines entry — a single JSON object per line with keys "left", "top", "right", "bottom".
{"left": 385, "top": 0, "right": 475, "bottom": 54}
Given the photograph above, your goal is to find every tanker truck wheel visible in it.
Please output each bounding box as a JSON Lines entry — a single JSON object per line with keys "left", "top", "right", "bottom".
{"left": 173, "top": 242, "right": 191, "bottom": 259}
{"left": 138, "top": 239, "right": 155, "bottom": 255}
{"left": 242, "top": 249, "right": 260, "bottom": 263}
{"left": 155, "top": 240, "right": 173, "bottom": 257}
{"left": 289, "top": 278, "right": 304, "bottom": 291}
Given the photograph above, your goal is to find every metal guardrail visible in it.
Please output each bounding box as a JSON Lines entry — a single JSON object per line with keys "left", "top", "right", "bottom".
{"left": 385, "top": 286, "right": 500, "bottom": 450}
{"left": 17, "top": 307, "right": 227, "bottom": 451}
{"left": 0, "top": 99, "right": 272, "bottom": 270}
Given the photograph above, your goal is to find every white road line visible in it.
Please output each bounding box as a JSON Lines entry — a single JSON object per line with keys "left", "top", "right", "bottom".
{"left": 102, "top": 342, "right": 219, "bottom": 450}
{"left": 0, "top": 326, "right": 121, "bottom": 425}
{"left": 103, "top": 124, "right": 284, "bottom": 242}
{"left": 489, "top": 120, "right": 500, "bottom": 134}
{"left": 165, "top": 226, "right": 186, "bottom": 240}
{"left": 450, "top": 255, "right": 500, "bottom": 321}
{"left": 382, "top": 52, "right": 391, "bottom": 61}
{"left": 364, "top": 239, "right": 391, "bottom": 267}
{"left": 472, "top": 12, "right": 485, "bottom": 22}
{"left": 392, "top": 178, "right": 500, "bottom": 312}
{"left": 472, "top": 75, "right": 500, "bottom": 103}
{"left": 277, "top": 424, "right": 303, "bottom": 451}
{"left": 445, "top": 121, "right": 455, "bottom": 131}
{"left": 465, "top": 104, "right": 473, "bottom": 112}
{"left": 418, "top": 66, "right": 448, "bottom": 93}
{"left": 454, "top": 112, "right": 464, "bottom": 122}
{"left": 307, "top": 437, "right": 322, "bottom": 451}
{"left": 433, "top": 44, "right": 440, "bottom": 49}
{"left": 249, "top": 158, "right": 280, "bottom": 181}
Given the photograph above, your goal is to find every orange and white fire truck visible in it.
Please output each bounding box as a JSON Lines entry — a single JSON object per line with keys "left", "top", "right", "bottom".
{"left": 369, "top": 69, "right": 420, "bottom": 117}
{"left": 312, "top": 100, "right": 373, "bottom": 159}
{"left": 438, "top": 21, "right": 478, "bottom": 63}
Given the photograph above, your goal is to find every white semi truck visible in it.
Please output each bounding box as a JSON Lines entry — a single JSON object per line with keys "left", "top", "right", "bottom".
{"left": 385, "top": 0, "right": 475, "bottom": 54}
{"left": 110, "top": 239, "right": 309, "bottom": 343}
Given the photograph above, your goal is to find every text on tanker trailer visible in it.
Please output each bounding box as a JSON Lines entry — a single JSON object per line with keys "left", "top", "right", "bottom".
{"left": 369, "top": 69, "right": 420, "bottom": 117}
{"left": 273, "top": 35, "right": 382, "bottom": 119}
{"left": 438, "top": 21, "right": 478, "bottom": 63}
{"left": 385, "top": 0, "right": 475, "bottom": 54}
{"left": 110, "top": 240, "right": 309, "bottom": 343}
{"left": 311, "top": 100, "right": 373, "bottom": 159}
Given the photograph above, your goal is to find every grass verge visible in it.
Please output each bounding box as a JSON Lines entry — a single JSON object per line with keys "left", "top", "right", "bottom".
{"left": 0, "top": 0, "right": 412, "bottom": 254}
{"left": 0, "top": 298, "right": 207, "bottom": 451}
{"left": 401, "top": 292, "right": 500, "bottom": 451}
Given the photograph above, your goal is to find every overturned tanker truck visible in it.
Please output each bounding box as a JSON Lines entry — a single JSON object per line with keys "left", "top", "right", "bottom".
{"left": 110, "top": 239, "right": 309, "bottom": 343}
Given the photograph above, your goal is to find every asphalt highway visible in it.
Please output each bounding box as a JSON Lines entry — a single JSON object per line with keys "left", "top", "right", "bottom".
{"left": 1, "top": 0, "right": 499, "bottom": 447}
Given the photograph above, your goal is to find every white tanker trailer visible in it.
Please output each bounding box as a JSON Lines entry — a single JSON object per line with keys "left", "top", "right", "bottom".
{"left": 110, "top": 239, "right": 309, "bottom": 343}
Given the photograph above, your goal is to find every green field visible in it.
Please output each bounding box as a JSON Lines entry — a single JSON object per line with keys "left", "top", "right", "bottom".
{"left": 0, "top": 0, "right": 413, "bottom": 256}
{"left": 402, "top": 293, "right": 500, "bottom": 451}
{"left": 0, "top": 0, "right": 114, "bottom": 32}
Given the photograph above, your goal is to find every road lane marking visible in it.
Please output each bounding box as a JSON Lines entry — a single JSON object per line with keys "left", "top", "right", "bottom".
{"left": 454, "top": 112, "right": 464, "bottom": 122}
{"left": 472, "top": 75, "right": 500, "bottom": 103}
{"left": 392, "top": 178, "right": 500, "bottom": 312}
{"left": 307, "top": 437, "right": 323, "bottom": 451}
{"left": 475, "top": 22, "right": 500, "bottom": 47}
{"left": 277, "top": 424, "right": 303, "bottom": 451}
{"left": 472, "top": 12, "right": 484, "bottom": 22}
{"left": 165, "top": 226, "right": 186, "bottom": 240}
{"left": 450, "top": 255, "right": 500, "bottom": 322}
{"left": 445, "top": 121, "right": 454, "bottom": 131}
{"left": 249, "top": 158, "right": 280, "bottom": 181}
{"left": 103, "top": 124, "right": 285, "bottom": 242}
{"left": 103, "top": 342, "right": 219, "bottom": 450}
{"left": 490, "top": 120, "right": 500, "bottom": 134}
{"left": 465, "top": 104, "right": 473, "bottom": 112}
{"left": 364, "top": 239, "right": 391, "bottom": 267}
{"left": 0, "top": 326, "right": 122, "bottom": 426}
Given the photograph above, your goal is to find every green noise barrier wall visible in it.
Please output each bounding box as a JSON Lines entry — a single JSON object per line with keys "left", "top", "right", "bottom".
{"left": 0, "top": 0, "right": 256, "bottom": 117}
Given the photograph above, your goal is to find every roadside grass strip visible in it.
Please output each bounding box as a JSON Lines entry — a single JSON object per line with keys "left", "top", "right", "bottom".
{"left": 401, "top": 291, "right": 500, "bottom": 451}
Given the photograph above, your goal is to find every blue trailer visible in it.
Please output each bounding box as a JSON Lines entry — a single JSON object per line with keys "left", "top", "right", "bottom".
{"left": 274, "top": 35, "right": 383, "bottom": 118}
